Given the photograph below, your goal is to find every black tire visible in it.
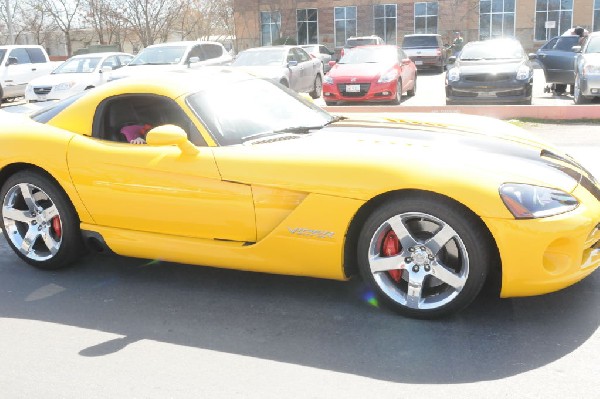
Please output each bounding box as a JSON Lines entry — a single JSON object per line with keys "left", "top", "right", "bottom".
{"left": 0, "top": 170, "right": 84, "bottom": 270}
{"left": 573, "top": 75, "right": 590, "bottom": 104}
{"left": 309, "top": 75, "right": 322, "bottom": 99}
{"left": 356, "top": 194, "right": 491, "bottom": 319}
{"left": 391, "top": 79, "right": 402, "bottom": 105}
{"left": 407, "top": 76, "right": 417, "bottom": 97}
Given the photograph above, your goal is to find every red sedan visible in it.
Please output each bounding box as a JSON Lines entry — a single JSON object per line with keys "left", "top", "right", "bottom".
{"left": 323, "top": 45, "right": 417, "bottom": 105}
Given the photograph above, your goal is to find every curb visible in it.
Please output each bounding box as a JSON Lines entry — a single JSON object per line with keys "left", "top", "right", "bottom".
{"left": 323, "top": 105, "right": 599, "bottom": 120}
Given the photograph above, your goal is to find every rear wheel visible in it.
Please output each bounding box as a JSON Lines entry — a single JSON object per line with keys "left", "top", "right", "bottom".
{"left": 0, "top": 171, "right": 84, "bottom": 270}
{"left": 356, "top": 195, "right": 491, "bottom": 318}
{"left": 309, "top": 75, "right": 322, "bottom": 99}
{"left": 573, "top": 75, "right": 590, "bottom": 104}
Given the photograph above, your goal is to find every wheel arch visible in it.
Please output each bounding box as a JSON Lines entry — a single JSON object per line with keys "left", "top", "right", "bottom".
{"left": 343, "top": 188, "right": 502, "bottom": 293}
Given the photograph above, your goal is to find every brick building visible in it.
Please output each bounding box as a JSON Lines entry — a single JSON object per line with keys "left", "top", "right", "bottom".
{"left": 234, "top": 0, "right": 600, "bottom": 53}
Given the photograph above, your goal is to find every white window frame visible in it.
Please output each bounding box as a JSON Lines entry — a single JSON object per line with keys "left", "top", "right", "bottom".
{"left": 297, "top": 8, "right": 319, "bottom": 45}
{"left": 479, "top": 0, "right": 516, "bottom": 40}
{"left": 260, "top": 11, "right": 281, "bottom": 46}
{"left": 594, "top": 0, "right": 600, "bottom": 32}
{"left": 334, "top": 6, "right": 357, "bottom": 47}
{"left": 374, "top": 4, "right": 398, "bottom": 44}
{"left": 534, "top": 0, "right": 573, "bottom": 41}
{"left": 414, "top": 2, "right": 438, "bottom": 34}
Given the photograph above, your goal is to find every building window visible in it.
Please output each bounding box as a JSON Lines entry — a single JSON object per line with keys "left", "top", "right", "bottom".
{"left": 594, "top": 0, "right": 600, "bottom": 32}
{"left": 479, "top": 0, "right": 515, "bottom": 40}
{"left": 374, "top": 4, "right": 397, "bottom": 44}
{"left": 334, "top": 6, "right": 357, "bottom": 47}
{"left": 414, "top": 2, "right": 438, "bottom": 34}
{"left": 534, "top": 0, "right": 573, "bottom": 41}
{"left": 261, "top": 11, "right": 281, "bottom": 46}
{"left": 297, "top": 9, "right": 318, "bottom": 45}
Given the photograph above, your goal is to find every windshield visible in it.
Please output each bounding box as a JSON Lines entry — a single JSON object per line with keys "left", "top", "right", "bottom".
{"left": 187, "top": 78, "right": 332, "bottom": 146}
{"left": 129, "top": 46, "right": 187, "bottom": 66}
{"left": 347, "top": 38, "right": 379, "bottom": 47}
{"left": 402, "top": 36, "right": 439, "bottom": 48}
{"left": 585, "top": 36, "right": 600, "bottom": 54}
{"left": 460, "top": 41, "right": 524, "bottom": 60}
{"left": 232, "top": 49, "right": 285, "bottom": 66}
{"left": 52, "top": 56, "right": 102, "bottom": 74}
{"left": 339, "top": 46, "right": 397, "bottom": 64}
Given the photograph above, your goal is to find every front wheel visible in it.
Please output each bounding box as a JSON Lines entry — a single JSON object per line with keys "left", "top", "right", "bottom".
{"left": 356, "top": 195, "right": 491, "bottom": 318}
{"left": 391, "top": 79, "right": 402, "bottom": 105}
{"left": 0, "top": 171, "right": 84, "bottom": 270}
{"left": 407, "top": 76, "right": 417, "bottom": 97}
{"left": 309, "top": 75, "right": 322, "bottom": 99}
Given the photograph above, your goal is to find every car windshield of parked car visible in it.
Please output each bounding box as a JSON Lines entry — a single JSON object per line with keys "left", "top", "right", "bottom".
{"left": 339, "top": 46, "right": 395, "bottom": 64}
{"left": 232, "top": 49, "right": 285, "bottom": 66}
{"left": 460, "top": 41, "right": 524, "bottom": 60}
{"left": 585, "top": 36, "right": 600, "bottom": 53}
{"left": 346, "top": 38, "right": 378, "bottom": 47}
{"left": 402, "top": 36, "right": 438, "bottom": 48}
{"left": 128, "top": 46, "right": 187, "bottom": 66}
{"left": 187, "top": 78, "right": 333, "bottom": 146}
{"left": 52, "top": 57, "right": 101, "bottom": 74}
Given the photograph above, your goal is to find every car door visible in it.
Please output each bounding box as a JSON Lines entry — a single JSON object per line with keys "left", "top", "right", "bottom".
{"left": 536, "top": 36, "right": 579, "bottom": 83}
{"left": 286, "top": 48, "right": 303, "bottom": 91}
{"left": 293, "top": 47, "right": 315, "bottom": 91}
{"left": 3, "top": 48, "right": 35, "bottom": 97}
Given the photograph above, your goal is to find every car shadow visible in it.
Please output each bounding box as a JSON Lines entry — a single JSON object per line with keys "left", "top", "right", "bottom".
{"left": 1, "top": 239, "right": 598, "bottom": 384}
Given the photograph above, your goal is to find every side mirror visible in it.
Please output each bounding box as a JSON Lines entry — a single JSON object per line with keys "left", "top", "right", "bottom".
{"left": 6, "top": 57, "right": 18, "bottom": 66}
{"left": 100, "top": 66, "right": 113, "bottom": 73}
{"left": 146, "top": 125, "right": 199, "bottom": 156}
{"left": 188, "top": 56, "right": 200, "bottom": 65}
{"left": 328, "top": 60, "right": 337, "bottom": 67}
{"left": 448, "top": 56, "right": 457, "bottom": 64}
{"left": 572, "top": 45, "right": 582, "bottom": 53}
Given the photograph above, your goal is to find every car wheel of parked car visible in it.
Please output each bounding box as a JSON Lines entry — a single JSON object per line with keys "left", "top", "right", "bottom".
{"left": 356, "top": 194, "right": 491, "bottom": 319}
{"left": 391, "top": 79, "right": 402, "bottom": 105}
{"left": 407, "top": 76, "right": 417, "bottom": 97}
{"left": 0, "top": 171, "right": 84, "bottom": 270}
{"left": 573, "top": 75, "right": 590, "bottom": 105}
{"left": 310, "top": 75, "right": 322, "bottom": 99}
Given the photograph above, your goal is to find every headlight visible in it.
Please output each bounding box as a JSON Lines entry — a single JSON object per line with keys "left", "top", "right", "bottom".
{"left": 583, "top": 64, "right": 600, "bottom": 76}
{"left": 55, "top": 81, "right": 76, "bottom": 91}
{"left": 378, "top": 70, "right": 398, "bottom": 83}
{"left": 499, "top": 184, "right": 579, "bottom": 219}
{"left": 323, "top": 75, "right": 334, "bottom": 85}
{"left": 516, "top": 65, "right": 531, "bottom": 80}
{"left": 447, "top": 67, "right": 460, "bottom": 82}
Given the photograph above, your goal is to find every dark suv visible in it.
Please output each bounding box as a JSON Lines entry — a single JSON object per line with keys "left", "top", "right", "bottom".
{"left": 401, "top": 34, "right": 448, "bottom": 72}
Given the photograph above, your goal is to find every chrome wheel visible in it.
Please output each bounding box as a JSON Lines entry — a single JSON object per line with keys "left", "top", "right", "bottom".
{"left": 2, "top": 182, "right": 63, "bottom": 261}
{"left": 367, "top": 212, "right": 468, "bottom": 310}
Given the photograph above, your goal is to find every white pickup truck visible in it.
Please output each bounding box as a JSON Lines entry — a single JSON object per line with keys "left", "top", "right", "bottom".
{"left": 0, "top": 45, "right": 62, "bottom": 103}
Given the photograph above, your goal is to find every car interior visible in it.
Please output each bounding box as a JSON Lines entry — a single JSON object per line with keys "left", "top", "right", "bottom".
{"left": 93, "top": 94, "right": 207, "bottom": 146}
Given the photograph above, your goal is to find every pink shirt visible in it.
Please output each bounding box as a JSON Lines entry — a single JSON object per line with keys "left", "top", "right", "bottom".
{"left": 120, "top": 124, "right": 152, "bottom": 142}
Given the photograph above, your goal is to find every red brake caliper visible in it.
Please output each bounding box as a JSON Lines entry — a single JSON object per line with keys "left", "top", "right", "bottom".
{"left": 382, "top": 230, "right": 402, "bottom": 282}
{"left": 51, "top": 216, "right": 62, "bottom": 239}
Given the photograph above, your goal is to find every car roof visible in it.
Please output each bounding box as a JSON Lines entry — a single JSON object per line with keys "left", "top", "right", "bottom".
{"left": 69, "top": 52, "right": 132, "bottom": 59}
{"left": 403, "top": 34, "right": 441, "bottom": 37}
{"left": 145, "top": 41, "right": 224, "bottom": 48}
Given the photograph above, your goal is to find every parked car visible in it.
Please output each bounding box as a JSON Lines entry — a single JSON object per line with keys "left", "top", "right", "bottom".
{"left": 300, "top": 44, "right": 335, "bottom": 72}
{"left": 231, "top": 45, "right": 323, "bottom": 98}
{"left": 530, "top": 35, "right": 580, "bottom": 95}
{"left": 110, "top": 41, "right": 232, "bottom": 80}
{"left": 323, "top": 45, "right": 417, "bottom": 105}
{"left": 341, "top": 35, "right": 385, "bottom": 57}
{"left": 401, "top": 34, "right": 449, "bottom": 73}
{"left": 1, "top": 68, "right": 599, "bottom": 319}
{"left": 25, "top": 52, "right": 133, "bottom": 102}
{"left": 445, "top": 38, "right": 534, "bottom": 105}
{"left": 0, "top": 45, "right": 63, "bottom": 104}
{"left": 573, "top": 31, "right": 600, "bottom": 104}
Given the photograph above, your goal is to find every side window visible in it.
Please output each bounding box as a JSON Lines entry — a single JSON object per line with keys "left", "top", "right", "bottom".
{"left": 117, "top": 55, "right": 133, "bottom": 67}
{"left": 554, "top": 37, "right": 578, "bottom": 51}
{"left": 200, "top": 44, "right": 223, "bottom": 60}
{"left": 8, "top": 48, "right": 32, "bottom": 64}
{"left": 27, "top": 48, "right": 47, "bottom": 63}
{"left": 541, "top": 37, "right": 559, "bottom": 50}
{"left": 188, "top": 45, "right": 205, "bottom": 61}
{"left": 294, "top": 48, "right": 310, "bottom": 62}
{"left": 101, "top": 56, "right": 117, "bottom": 69}
{"left": 287, "top": 50, "right": 295, "bottom": 63}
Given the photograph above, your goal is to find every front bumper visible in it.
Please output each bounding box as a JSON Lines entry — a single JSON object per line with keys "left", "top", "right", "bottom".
{"left": 446, "top": 79, "right": 532, "bottom": 104}
{"left": 578, "top": 73, "right": 600, "bottom": 97}
{"left": 484, "top": 183, "right": 600, "bottom": 297}
{"left": 323, "top": 80, "right": 397, "bottom": 103}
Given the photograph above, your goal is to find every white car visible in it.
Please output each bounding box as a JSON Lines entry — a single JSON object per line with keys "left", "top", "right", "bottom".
{"left": 25, "top": 52, "right": 133, "bottom": 102}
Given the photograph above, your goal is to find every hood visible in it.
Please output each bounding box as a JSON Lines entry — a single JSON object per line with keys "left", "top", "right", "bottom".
{"left": 234, "top": 66, "right": 285, "bottom": 80}
{"left": 212, "top": 113, "right": 590, "bottom": 213}
{"left": 329, "top": 63, "right": 392, "bottom": 80}
{"left": 453, "top": 59, "right": 525, "bottom": 75}
{"left": 29, "top": 73, "right": 95, "bottom": 87}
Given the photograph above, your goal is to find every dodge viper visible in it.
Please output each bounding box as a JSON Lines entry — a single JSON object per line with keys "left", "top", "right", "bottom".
{"left": 1, "top": 68, "right": 599, "bottom": 318}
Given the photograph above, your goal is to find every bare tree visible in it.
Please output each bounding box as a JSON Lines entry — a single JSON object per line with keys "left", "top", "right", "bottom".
{"left": 121, "top": 0, "right": 184, "bottom": 47}
{"left": 40, "top": 0, "right": 83, "bottom": 56}
{"left": 18, "top": 1, "right": 57, "bottom": 47}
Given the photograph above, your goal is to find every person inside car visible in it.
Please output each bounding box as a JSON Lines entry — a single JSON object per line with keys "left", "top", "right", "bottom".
{"left": 120, "top": 123, "right": 152, "bottom": 144}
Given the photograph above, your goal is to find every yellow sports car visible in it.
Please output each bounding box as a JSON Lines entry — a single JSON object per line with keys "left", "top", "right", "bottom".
{"left": 1, "top": 69, "right": 599, "bottom": 318}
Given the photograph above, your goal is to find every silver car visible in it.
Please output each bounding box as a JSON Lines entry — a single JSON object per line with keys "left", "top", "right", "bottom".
{"left": 573, "top": 32, "right": 600, "bottom": 104}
